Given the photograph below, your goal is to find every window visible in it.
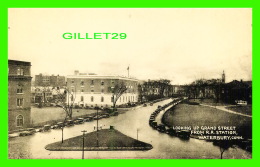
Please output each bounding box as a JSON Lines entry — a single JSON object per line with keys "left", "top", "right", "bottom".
{"left": 101, "top": 96, "right": 104, "bottom": 102}
{"left": 17, "top": 86, "right": 23, "bottom": 94}
{"left": 91, "top": 89, "right": 94, "bottom": 92}
{"left": 91, "top": 80, "right": 94, "bottom": 85}
{"left": 70, "top": 95, "right": 74, "bottom": 101}
{"left": 81, "top": 81, "right": 84, "bottom": 85}
{"left": 91, "top": 96, "right": 94, "bottom": 102}
{"left": 16, "top": 115, "right": 24, "bottom": 127}
{"left": 111, "top": 96, "right": 114, "bottom": 102}
{"left": 71, "top": 80, "right": 74, "bottom": 84}
{"left": 101, "top": 89, "right": 104, "bottom": 93}
{"left": 101, "top": 81, "right": 104, "bottom": 85}
{"left": 17, "top": 98, "right": 23, "bottom": 107}
{"left": 81, "top": 89, "right": 84, "bottom": 92}
{"left": 17, "top": 67, "right": 24, "bottom": 76}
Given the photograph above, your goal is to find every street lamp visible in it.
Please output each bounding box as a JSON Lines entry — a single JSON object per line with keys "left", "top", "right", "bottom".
{"left": 81, "top": 130, "right": 87, "bottom": 159}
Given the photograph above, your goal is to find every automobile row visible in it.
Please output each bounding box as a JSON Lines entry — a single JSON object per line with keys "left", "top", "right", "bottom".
{"left": 149, "top": 98, "right": 191, "bottom": 139}
{"left": 11, "top": 112, "right": 119, "bottom": 137}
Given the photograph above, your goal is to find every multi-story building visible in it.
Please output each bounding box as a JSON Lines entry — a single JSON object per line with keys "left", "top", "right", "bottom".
{"left": 66, "top": 71, "right": 139, "bottom": 108}
{"left": 8, "top": 60, "right": 32, "bottom": 131}
{"left": 31, "top": 87, "right": 53, "bottom": 104}
{"left": 35, "top": 73, "right": 65, "bottom": 87}
{"left": 138, "top": 79, "right": 172, "bottom": 102}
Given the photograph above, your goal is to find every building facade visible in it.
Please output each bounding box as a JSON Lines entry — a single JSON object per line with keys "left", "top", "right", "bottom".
{"left": 8, "top": 60, "right": 32, "bottom": 131}
{"left": 66, "top": 71, "right": 139, "bottom": 108}
{"left": 35, "top": 74, "right": 65, "bottom": 87}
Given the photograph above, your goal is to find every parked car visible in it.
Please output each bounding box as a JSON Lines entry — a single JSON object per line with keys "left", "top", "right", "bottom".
{"left": 149, "top": 118, "right": 155, "bottom": 125}
{"left": 101, "top": 114, "right": 110, "bottom": 118}
{"left": 157, "top": 124, "right": 166, "bottom": 132}
{"left": 39, "top": 125, "right": 52, "bottom": 132}
{"left": 26, "top": 128, "right": 36, "bottom": 134}
{"left": 150, "top": 103, "right": 153, "bottom": 106}
{"left": 55, "top": 122, "right": 64, "bottom": 129}
{"left": 176, "top": 130, "right": 191, "bottom": 139}
{"left": 66, "top": 120, "right": 74, "bottom": 127}
{"left": 77, "top": 118, "right": 84, "bottom": 124}
{"left": 110, "top": 111, "right": 119, "bottom": 116}
{"left": 143, "top": 103, "right": 147, "bottom": 107}
{"left": 151, "top": 121, "right": 157, "bottom": 128}
{"left": 19, "top": 131, "right": 33, "bottom": 136}
{"left": 93, "top": 115, "right": 102, "bottom": 120}
{"left": 84, "top": 116, "right": 94, "bottom": 122}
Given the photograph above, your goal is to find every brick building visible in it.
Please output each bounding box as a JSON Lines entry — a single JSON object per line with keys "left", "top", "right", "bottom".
{"left": 35, "top": 73, "right": 65, "bottom": 87}
{"left": 66, "top": 71, "right": 139, "bottom": 108}
{"left": 8, "top": 60, "right": 32, "bottom": 131}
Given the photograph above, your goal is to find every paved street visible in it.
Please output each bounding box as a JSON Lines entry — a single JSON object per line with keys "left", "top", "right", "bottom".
{"left": 8, "top": 99, "right": 251, "bottom": 159}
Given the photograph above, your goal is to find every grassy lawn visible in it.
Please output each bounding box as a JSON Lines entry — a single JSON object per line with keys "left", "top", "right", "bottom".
{"left": 45, "top": 129, "right": 152, "bottom": 151}
{"left": 162, "top": 103, "right": 252, "bottom": 139}
{"left": 31, "top": 107, "right": 102, "bottom": 126}
{"left": 226, "top": 105, "right": 252, "bottom": 116}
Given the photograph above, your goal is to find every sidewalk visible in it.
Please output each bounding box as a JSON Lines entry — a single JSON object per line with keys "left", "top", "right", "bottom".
{"left": 200, "top": 104, "right": 252, "bottom": 118}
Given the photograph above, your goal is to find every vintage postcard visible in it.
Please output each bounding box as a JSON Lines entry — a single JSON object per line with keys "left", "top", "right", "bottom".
{"left": 8, "top": 8, "right": 252, "bottom": 159}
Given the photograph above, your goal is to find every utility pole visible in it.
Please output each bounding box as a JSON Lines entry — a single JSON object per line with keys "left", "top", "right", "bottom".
{"left": 81, "top": 130, "right": 87, "bottom": 159}
{"left": 127, "top": 66, "right": 129, "bottom": 78}
{"left": 96, "top": 107, "right": 99, "bottom": 147}
{"left": 137, "top": 128, "right": 139, "bottom": 141}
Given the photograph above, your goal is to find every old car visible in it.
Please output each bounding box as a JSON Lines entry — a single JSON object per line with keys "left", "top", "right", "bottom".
{"left": 77, "top": 118, "right": 84, "bottom": 124}
{"left": 149, "top": 118, "right": 155, "bottom": 125}
{"left": 19, "top": 131, "right": 33, "bottom": 136}
{"left": 157, "top": 124, "right": 166, "bottom": 132}
{"left": 38, "top": 125, "right": 51, "bottom": 132}
{"left": 101, "top": 114, "right": 110, "bottom": 118}
{"left": 84, "top": 116, "right": 94, "bottom": 122}
{"left": 55, "top": 122, "right": 64, "bottom": 129}
{"left": 93, "top": 115, "right": 102, "bottom": 120}
{"left": 176, "top": 130, "right": 191, "bottom": 139}
{"left": 151, "top": 121, "right": 157, "bottom": 129}
{"left": 66, "top": 120, "right": 74, "bottom": 127}
{"left": 26, "top": 128, "right": 36, "bottom": 134}
{"left": 110, "top": 111, "right": 119, "bottom": 116}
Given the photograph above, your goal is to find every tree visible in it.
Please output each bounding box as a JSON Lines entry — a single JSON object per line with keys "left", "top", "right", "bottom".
{"left": 213, "top": 140, "right": 235, "bottom": 159}
{"left": 111, "top": 82, "right": 127, "bottom": 111}
{"left": 54, "top": 88, "right": 76, "bottom": 143}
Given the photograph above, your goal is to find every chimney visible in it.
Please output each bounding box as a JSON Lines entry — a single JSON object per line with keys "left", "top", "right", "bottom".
{"left": 74, "top": 70, "right": 79, "bottom": 75}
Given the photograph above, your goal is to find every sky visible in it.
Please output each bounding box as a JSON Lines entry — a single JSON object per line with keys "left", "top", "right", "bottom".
{"left": 8, "top": 8, "right": 252, "bottom": 84}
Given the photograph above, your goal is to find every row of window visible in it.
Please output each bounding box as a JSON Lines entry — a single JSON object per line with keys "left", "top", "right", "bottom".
{"left": 72, "top": 80, "right": 108, "bottom": 85}
{"left": 71, "top": 80, "right": 137, "bottom": 88}
{"left": 79, "top": 96, "right": 136, "bottom": 103}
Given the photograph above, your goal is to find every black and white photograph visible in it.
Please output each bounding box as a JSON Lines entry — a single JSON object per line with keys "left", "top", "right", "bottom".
{"left": 8, "top": 8, "right": 252, "bottom": 159}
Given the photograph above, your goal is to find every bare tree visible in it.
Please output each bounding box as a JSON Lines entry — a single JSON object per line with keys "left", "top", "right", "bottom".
{"left": 111, "top": 82, "right": 127, "bottom": 111}
{"left": 54, "top": 88, "right": 76, "bottom": 143}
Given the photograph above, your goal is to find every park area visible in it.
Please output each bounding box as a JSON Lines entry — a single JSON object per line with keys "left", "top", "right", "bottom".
{"left": 162, "top": 101, "right": 252, "bottom": 139}
{"left": 45, "top": 129, "right": 153, "bottom": 151}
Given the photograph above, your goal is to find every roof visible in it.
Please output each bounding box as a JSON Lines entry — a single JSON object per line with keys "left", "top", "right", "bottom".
{"left": 66, "top": 74, "right": 139, "bottom": 82}
{"left": 8, "top": 59, "right": 31, "bottom": 66}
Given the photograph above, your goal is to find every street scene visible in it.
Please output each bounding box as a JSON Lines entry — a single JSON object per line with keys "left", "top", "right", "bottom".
{"left": 8, "top": 8, "right": 252, "bottom": 159}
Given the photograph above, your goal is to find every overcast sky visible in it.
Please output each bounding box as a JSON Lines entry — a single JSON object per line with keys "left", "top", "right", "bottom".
{"left": 8, "top": 8, "right": 252, "bottom": 84}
